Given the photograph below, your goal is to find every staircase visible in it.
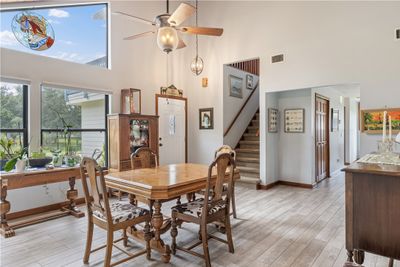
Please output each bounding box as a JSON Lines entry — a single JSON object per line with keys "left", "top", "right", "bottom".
{"left": 235, "top": 111, "right": 260, "bottom": 184}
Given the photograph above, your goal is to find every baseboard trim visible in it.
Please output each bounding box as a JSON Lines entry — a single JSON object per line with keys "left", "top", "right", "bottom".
{"left": 8, "top": 197, "right": 87, "bottom": 220}
{"left": 257, "top": 180, "right": 314, "bottom": 190}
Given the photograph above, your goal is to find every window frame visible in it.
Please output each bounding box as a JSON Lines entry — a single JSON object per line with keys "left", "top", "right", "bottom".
{"left": 0, "top": 84, "right": 29, "bottom": 149}
{"left": 40, "top": 89, "right": 109, "bottom": 166}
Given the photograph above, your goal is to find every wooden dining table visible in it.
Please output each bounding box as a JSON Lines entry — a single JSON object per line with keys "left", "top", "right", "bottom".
{"left": 104, "top": 163, "right": 240, "bottom": 263}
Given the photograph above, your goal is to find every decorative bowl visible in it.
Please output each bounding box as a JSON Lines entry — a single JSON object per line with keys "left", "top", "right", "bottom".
{"left": 28, "top": 157, "right": 52, "bottom": 168}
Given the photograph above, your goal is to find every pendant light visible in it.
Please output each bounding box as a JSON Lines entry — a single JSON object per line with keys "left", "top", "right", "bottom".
{"left": 190, "top": 0, "right": 204, "bottom": 75}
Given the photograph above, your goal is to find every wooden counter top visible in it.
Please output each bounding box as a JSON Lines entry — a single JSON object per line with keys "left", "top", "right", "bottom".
{"left": 342, "top": 162, "right": 400, "bottom": 177}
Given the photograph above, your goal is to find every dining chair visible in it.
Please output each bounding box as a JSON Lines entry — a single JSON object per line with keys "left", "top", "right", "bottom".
{"left": 197, "top": 145, "right": 238, "bottom": 219}
{"left": 80, "top": 157, "right": 152, "bottom": 267}
{"left": 130, "top": 147, "right": 182, "bottom": 210}
{"left": 214, "top": 145, "right": 237, "bottom": 219}
{"left": 170, "top": 153, "right": 235, "bottom": 267}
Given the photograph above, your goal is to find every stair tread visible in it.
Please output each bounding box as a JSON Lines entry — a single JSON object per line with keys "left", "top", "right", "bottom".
{"left": 236, "top": 157, "right": 260, "bottom": 162}
{"left": 243, "top": 133, "right": 258, "bottom": 136}
{"left": 237, "top": 166, "right": 259, "bottom": 172}
{"left": 239, "top": 140, "right": 260, "bottom": 144}
{"left": 236, "top": 148, "right": 259, "bottom": 152}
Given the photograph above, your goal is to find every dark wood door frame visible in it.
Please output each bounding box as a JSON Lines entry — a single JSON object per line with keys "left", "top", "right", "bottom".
{"left": 155, "top": 94, "right": 188, "bottom": 163}
{"left": 315, "top": 93, "right": 330, "bottom": 183}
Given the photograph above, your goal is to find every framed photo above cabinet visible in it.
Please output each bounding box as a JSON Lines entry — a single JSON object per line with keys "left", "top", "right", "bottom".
{"left": 121, "top": 88, "right": 141, "bottom": 114}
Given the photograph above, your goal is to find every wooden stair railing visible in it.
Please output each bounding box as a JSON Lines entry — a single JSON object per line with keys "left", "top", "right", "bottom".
{"left": 227, "top": 58, "right": 260, "bottom": 76}
{"left": 224, "top": 81, "right": 259, "bottom": 137}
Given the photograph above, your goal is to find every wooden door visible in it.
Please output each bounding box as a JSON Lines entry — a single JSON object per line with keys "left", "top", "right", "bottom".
{"left": 315, "top": 94, "right": 330, "bottom": 183}
{"left": 156, "top": 95, "right": 187, "bottom": 165}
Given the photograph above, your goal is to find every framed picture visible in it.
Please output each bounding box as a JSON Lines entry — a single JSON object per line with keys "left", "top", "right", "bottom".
{"left": 246, "top": 74, "right": 254, "bottom": 89}
{"left": 331, "top": 109, "right": 339, "bottom": 132}
{"left": 361, "top": 108, "right": 400, "bottom": 134}
{"left": 229, "top": 75, "right": 243, "bottom": 98}
{"left": 199, "top": 108, "right": 214, "bottom": 130}
{"left": 268, "top": 108, "right": 278, "bottom": 133}
{"left": 284, "top": 108, "right": 305, "bottom": 133}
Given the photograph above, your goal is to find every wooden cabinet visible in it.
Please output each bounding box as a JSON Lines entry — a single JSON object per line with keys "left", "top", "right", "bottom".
{"left": 107, "top": 114, "right": 159, "bottom": 172}
{"left": 343, "top": 163, "right": 400, "bottom": 265}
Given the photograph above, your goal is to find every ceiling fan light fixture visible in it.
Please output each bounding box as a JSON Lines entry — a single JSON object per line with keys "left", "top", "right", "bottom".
{"left": 157, "top": 26, "right": 179, "bottom": 53}
{"left": 190, "top": 56, "right": 204, "bottom": 75}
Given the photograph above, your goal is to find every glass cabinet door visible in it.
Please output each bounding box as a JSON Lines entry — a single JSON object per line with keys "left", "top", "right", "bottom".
{"left": 129, "top": 119, "right": 149, "bottom": 153}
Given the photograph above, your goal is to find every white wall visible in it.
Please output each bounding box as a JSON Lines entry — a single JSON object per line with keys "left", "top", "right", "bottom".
{"left": 344, "top": 97, "right": 360, "bottom": 163}
{"left": 223, "top": 65, "right": 259, "bottom": 148}
{"left": 174, "top": 1, "right": 400, "bottom": 185}
{"left": 277, "top": 89, "right": 313, "bottom": 184}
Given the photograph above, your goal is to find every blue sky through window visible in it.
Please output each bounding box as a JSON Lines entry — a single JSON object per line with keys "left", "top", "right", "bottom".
{"left": 0, "top": 3, "right": 107, "bottom": 67}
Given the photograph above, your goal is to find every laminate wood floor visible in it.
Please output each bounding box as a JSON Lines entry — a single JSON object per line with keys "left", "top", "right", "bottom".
{"left": 1, "top": 172, "right": 398, "bottom": 267}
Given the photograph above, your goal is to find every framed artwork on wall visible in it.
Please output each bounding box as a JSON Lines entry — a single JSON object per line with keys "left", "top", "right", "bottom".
{"left": 331, "top": 109, "right": 339, "bottom": 132}
{"left": 284, "top": 108, "right": 305, "bottom": 133}
{"left": 268, "top": 108, "right": 278, "bottom": 133}
{"left": 246, "top": 74, "right": 254, "bottom": 89}
{"left": 361, "top": 108, "right": 400, "bottom": 134}
{"left": 229, "top": 75, "right": 243, "bottom": 98}
{"left": 199, "top": 108, "right": 214, "bottom": 130}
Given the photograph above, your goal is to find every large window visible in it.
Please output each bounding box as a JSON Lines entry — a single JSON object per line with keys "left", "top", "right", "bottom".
{"left": 0, "top": 3, "right": 108, "bottom": 68}
{"left": 0, "top": 81, "right": 28, "bottom": 156}
{"left": 41, "top": 85, "right": 108, "bottom": 166}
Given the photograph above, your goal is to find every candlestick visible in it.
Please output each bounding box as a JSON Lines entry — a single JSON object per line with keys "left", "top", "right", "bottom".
{"left": 382, "top": 111, "right": 387, "bottom": 142}
{"left": 389, "top": 115, "right": 392, "bottom": 140}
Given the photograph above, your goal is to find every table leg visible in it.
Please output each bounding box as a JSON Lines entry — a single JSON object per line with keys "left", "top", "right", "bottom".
{"left": 0, "top": 180, "right": 15, "bottom": 238}
{"left": 354, "top": 250, "right": 365, "bottom": 265}
{"left": 64, "top": 177, "right": 84, "bottom": 218}
{"left": 346, "top": 249, "right": 354, "bottom": 263}
{"left": 151, "top": 200, "right": 171, "bottom": 263}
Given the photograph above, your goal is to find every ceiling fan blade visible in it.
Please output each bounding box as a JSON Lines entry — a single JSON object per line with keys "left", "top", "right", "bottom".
{"left": 177, "top": 37, "right": 186, "bottom": 49}
{"left": 180, "top": 27, "right": 224, "bottom": 36}
{"left": 168, "top": 3, "right": 195, "bottom": 26}
{"left": 124, "top": 31, "right": 155, "bottom": 40}
{"left": 112, "top": 11, "right": 154, "bottom": 25}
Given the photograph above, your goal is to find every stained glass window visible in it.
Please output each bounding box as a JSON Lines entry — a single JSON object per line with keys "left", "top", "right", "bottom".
{"left": 0, "top": 3, "right": 108, "bottom": 68}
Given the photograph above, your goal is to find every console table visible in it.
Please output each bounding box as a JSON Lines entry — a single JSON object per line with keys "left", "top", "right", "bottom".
{"left": 0, "top": 167, "right": 84, "bottom": 238}
{"left": 343, "top": 162, "right": 400, "bottom": 266}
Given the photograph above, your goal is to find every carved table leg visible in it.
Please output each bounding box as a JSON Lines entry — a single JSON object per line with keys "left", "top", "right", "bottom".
{"left": 346, "top": 249, "right": 354, "bottom": 263}
{"left": 64, "top": 177, "right": 84, "bottom": 218}
{"left": 0, "top": 179, "right": 15, "bottom": 238}
{"left": 151, "top": 200, "right": 171, "bottom": 263}
{"left": 354, "top": 250, "right": 365, "bottom": 265}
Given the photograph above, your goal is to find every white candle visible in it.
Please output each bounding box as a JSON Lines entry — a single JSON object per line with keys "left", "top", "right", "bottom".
{"left": 383, "top": 111, "right": 387, "bottom": 142}
{"left": 389, "top": 115, "right": 392, "bottom": 140}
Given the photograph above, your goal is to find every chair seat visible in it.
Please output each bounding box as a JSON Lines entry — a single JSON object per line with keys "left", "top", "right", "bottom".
{"left": 93, "top": 201, "right": 149, "bottom": 224}
{"left": 172, "top": 198, "right": 226, "bottom": 218}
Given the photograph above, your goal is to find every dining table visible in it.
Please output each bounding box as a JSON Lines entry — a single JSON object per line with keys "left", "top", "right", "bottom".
{"left": 104, "top": 163, "right": 240, "bottom": 263}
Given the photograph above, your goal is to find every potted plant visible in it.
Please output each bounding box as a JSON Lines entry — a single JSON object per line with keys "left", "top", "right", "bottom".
{"left": 0, "top": 138, "right": 28, "bottom": 172}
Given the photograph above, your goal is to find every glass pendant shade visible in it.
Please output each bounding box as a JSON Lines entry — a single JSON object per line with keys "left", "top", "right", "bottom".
{"left": 190, "top": 56, "right": 204, "bottom": 75}
{"left": 157, "top": 26, "right": 179, "bottom": 53}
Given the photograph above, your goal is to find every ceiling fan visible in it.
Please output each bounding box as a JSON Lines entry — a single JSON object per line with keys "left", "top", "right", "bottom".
{"left": 113, "top": 0, "right": 223, "bottom": 53}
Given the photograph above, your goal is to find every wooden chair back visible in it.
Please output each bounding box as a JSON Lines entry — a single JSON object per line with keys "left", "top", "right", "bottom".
{"left": 214, "top": 145, "right": 236, "bottom": 161}
{"left": 203, "top": 153, "right": 235, "bottom": 219}
{"left": 130, "top": 147, "right": 158, "bottom": 170}
{"left": 80, "top": 157, "right": 111, "bottom": 222}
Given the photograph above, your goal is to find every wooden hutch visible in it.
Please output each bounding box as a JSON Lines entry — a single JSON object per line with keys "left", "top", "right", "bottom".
{"left": 107, "top": 114, "right": 159, "bottom": 172}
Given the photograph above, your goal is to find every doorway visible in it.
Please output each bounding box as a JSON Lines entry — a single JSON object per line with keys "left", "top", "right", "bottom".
{"left": 315, "top": 93, "right": 330, "bottom": 183}
{"left": 156, "top": 94, "right": 187, "bottom": 165}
